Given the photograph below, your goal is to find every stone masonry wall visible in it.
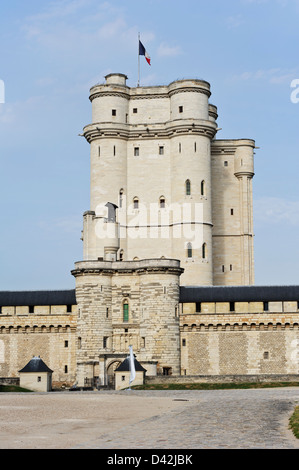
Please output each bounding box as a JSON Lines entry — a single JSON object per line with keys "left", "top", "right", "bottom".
{"left": 181, "top": 306, "right": 299, "bottom": 376}
{"left": 0, "top": 307, "right": 77, "bottom": 386}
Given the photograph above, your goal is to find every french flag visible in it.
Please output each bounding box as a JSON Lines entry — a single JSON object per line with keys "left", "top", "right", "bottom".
{"left": 139, "top": 40, "right": 151, "bottom": 66}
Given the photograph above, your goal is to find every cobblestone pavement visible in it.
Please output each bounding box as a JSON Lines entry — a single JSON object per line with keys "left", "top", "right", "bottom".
{"left": 2, "top": 388, "right": 299, "bottom": 449}
{"left": 77, "top": 388, "right": 299, "bottom": 449}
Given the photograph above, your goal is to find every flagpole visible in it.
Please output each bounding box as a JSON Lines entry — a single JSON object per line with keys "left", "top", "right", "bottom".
{"left": 138, "top": 32, "right": 140, "bottom": 87}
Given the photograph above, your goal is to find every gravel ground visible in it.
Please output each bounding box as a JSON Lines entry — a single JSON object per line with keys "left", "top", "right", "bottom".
{"left": 1, "top": 388, "right": 299, "bottom": 449}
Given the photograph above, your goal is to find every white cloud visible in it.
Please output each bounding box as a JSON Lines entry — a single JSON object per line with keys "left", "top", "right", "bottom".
{"left": 254, "top": 197, "right": 299, "bottom": 226}
{"left": 230, "top": 67, "right": 299, "bottom": 85}
{"left": 0, "top": 96, "right": 45, "bottom": 125}
{"left": 24, "top": 0, "right": 95, "bottom": 23}
{"left": 157, "top": 42, "right": 182, "bottom": 58}
{"left": 21, "top": 1, "right": 138, "bottom": 53}
{"left": 226, "top": 14, "right": 244, "bottom": 29}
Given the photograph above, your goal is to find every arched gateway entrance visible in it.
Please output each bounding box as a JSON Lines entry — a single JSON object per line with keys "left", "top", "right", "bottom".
{"left": 106, "top": 360, "right": 122, "bottom": 389}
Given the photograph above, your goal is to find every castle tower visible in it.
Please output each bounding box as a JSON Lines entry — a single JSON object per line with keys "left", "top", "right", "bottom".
{"left": 168, "top": 79, "right": 216, "bottom": 286}
{"left": 82, "top": 73, "right": 219, "bottom": 286}
{"left": 211, "top": 139, "right": 255, "bottom": 285}
{"left": 72, "top": 259, "right": 183, "bottom": 386}
{"left": 72, "top": 72, "right": 256, "bottom": 386}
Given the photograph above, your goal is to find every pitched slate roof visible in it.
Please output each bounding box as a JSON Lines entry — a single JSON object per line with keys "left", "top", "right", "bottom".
{"left": 115, "top": 357, "right": 147, "bottom": 372}
{"left": 0, "top": 290, "right": 76, "bottom": 306}
{"left": 19, "top": 356, "right": 53, "bottom": 373}
{"left": 180, "top": 285, "right": 299, "bottom": 303}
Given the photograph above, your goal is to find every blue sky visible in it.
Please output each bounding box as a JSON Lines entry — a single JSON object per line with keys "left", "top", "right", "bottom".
{"left": 0, "top": 0, "right": 299, "bottom": 290}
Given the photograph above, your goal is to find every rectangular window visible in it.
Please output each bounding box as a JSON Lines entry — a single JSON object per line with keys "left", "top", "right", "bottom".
{"left": 222, "top": 265, "right": 225, "bottom": 273}
{"left": 231, "top": 209, "right": 234, "bottom": 215}
{"left": 64, "top": 365, "right": 68, "bottom": 373}
{"left": 103, "top": 337, "right": 108, "bottom": 348}
{"left": 37, "top": 376, "right": 41, "bottom": 382}
{"left": 123, "top": 303, "right": 129, "bottom": 322}
{"left": 113, "top": 145, "right": 116, "bottom": 156}
{"left": 224, "top": 161, "right": 228, "bottom": 167}
{"left": 98, "top": 146, "right": 101, "bottom": 157}
{"left": 0, "top": 306, "right": 2, "bottom": 314}
{"left": 159, "top": 146, "right": 164, "bottom": 155}
{"left": 112, "top": 109, "right": 116, "bottom": 116}
{"left": 182, "top": 339, "right": 186, "bottom": 347}
{"left": 179, "top": 106, "right": 183, "bottom": 113}
{"left": 194, "top": 142, "right": 197, "bottom": 152}
{"left": 134, "top": 147, "right": 139, "bottom": 156}
{"left": 230, "top": 265, "right": 233, "bottom": 271}
{"left": 64, "top": 340, "right": 68, "bottom": 348}
{"left": 133, "top": 108, "right": 138, "bottom": 114}
{"left": 263, "top": 302, "right": 269, "bottom": 312}
{"left": 229, "top": 302, "right": 235, "bottom": 312}
{"left": 106, "top": 307, "right": 109, "bottom": 318}
{"left": 29, "top": 306, "right": 34, "bottom": 313}
{"left": 196, "top": 302, "right": 201, "bottom": 313}
{"left": 122, "top": 375, "right": 126, "bottom": 381}
{"left": 67, "top": 305, "right": 72, "bottom": 313}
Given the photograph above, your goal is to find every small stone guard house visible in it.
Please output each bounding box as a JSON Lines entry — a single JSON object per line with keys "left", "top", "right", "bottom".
{"left": 115, "top": 356, "right": 146, "bottom": 390}
{"left": 19, "top": 356, "right": 53, "bottom": 392}
{"left": 1, "top": 73, "right": 299, "bottom": 389}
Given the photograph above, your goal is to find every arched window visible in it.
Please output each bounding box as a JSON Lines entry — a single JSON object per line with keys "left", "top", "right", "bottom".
{"left": 202, "top": 243, "right": 207, "bottom": 259}
{"left": 123, "top": 301, "right": 129, "bottom": 323}
{"left": 133, "top": 197, "right": 139, "bottom": 209}
{"left": 201, "top": 180, "right": 205, "bottom": 196}
{"left": 119, "top": 189, "right": 124, "bottom": 208}
{"left": 187, "top": 242, "right": 192, "bottom": 258}
{"left": 159, "top": 196, "right": 165, "bottom": 208}
{"left": 185, "top": 180, "right": 191, "bottom": 196}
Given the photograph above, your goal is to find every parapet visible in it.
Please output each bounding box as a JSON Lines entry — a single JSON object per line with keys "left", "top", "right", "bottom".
{"left": 105, "top": 73, "right": 128, "bottom": 86}
{"left": 72, "top": 258, "right": 184, "bottom": 277}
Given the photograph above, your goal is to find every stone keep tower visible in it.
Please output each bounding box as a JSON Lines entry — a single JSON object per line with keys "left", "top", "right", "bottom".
{"left": 72, "top": 73, "right": 256, "bottom": 386}
{"left": 82, "top": 73, "right": 255, "bottom": 287}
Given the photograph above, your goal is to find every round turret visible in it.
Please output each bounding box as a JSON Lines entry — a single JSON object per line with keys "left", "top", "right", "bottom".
{"left": 89, "top": 73, "right": 130, "bottom": 124}
{"left": 169, "top": 79, "right": 211, "bottom": 121}
{"left": 234, "top": 140, "right": 255, "bottom": 177}
{"left": 105, "top": 73, "right": 128, "bottom": 86}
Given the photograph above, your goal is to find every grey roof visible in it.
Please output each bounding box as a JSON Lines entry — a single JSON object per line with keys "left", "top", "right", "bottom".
{"left": 19, "top": 356, "right": 53, "bottom": 373}
{"left": 0, "top": 290, "right": 76, "bottom": 307}
{"left": 180, "top": 285, "right": 299, "bottom": 303}
{"left": 115, "top": 357, "right": 147, "bottom": 372}
{"left": 1, "top": 285, "right": 299, "bottom": 307}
